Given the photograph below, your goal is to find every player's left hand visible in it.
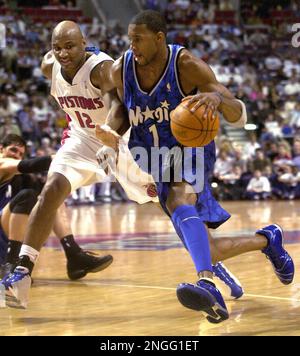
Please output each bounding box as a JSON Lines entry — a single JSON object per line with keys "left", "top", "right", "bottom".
{"left": 182, "top": 92, "right": 222, "bottom": 119}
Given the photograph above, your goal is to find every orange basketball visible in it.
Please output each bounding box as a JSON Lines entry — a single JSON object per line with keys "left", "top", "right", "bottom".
{"left": 170, "top": 102, "right": 220, "bottom": 147}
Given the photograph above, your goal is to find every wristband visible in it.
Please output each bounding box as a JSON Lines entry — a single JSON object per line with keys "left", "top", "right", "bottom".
{"left": 17, "top": 156, "right": 52, "bottom": 174}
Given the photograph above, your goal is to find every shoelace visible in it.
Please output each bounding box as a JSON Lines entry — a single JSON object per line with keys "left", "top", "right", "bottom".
{"left": 215, "top": 265, "right": 235, "bottom": 284}
{"left": 266, "top": 250, "right": 285, "bottom": 269}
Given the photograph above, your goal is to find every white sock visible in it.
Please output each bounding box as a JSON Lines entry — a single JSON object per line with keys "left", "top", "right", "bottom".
{"left": 19, "top": 244, "right": 40, "bottom": 264}
{"left": 199, "top": 277, "right": 215, "bottom": 285}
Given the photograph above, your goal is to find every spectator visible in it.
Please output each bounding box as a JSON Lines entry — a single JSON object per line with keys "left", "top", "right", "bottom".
{"left": 289, "top": 103, "right": 300, "bottom": 130}
{"left": 1, "top": 40, "right": 18, "bottom": 73}
{"left": 233, "top": 146, "right": 247, "bottom": 172}
{"left": 292, "top": 138, "right": 300, "bottom": 170}
{"left": 246, "top": 169, "right": 271, "bottom": 200}
{"left": 248, "top": 148, "right": 272, "bottom": 173}
{"left": 244, "top": 133, "right": 261, "bottom": 160}
{"left": 277, "top": 164, "right": 300, "bottom": 199}
{"left": 143, "top": 0, "right": 160, "bottom": 11}
{"left": 214, "top": 149, "right": 234, "bottom": 179}
{"left": 284, "top": 77, "right": 300, "bottom": 96}
{"left": 273, "top": 142, "right": 292, "bottom": 167}
{"left": 16, "top": 103, "right": 39, "bottom": 141}
{"left": 218, "top": 165, "right": 244, "bottom": 200}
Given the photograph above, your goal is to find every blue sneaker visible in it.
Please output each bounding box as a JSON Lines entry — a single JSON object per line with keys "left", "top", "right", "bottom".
{"left": 1, "top": 267, "right": 32, "bottom": 309}
{"left": 176, "top": 279, "right": 229, "bottom": 323}
{"left": 213, "top": 262, "right": 244, "bottom": 299}
{"left": 256, "top": 224, "right": 294, "bottom": 285}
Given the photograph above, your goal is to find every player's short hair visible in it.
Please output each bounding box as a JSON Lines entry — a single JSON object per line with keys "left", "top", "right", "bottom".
{"left": 2, "top": 134, "right": 27, "bottom": 148}
{"left": 130, "top": 10, "right": 167, "bottom": 36}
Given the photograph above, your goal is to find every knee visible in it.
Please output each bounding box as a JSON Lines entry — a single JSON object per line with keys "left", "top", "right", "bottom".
{"left": 10, "top": 189, "right": 38, "bottom": 215}
{"left": 166, "top": 185, "right": 181, "bottom": 214}
{"left": 166, "top": 195, "right": 182, "bottom": 214}
{"left": 166, "top": 185, "right": 196, "bottom": 214}
{"left": 39, "top": 174, "right": 70, "bottom": 208}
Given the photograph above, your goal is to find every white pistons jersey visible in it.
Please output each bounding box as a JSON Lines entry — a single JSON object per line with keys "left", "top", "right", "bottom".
{"left": 50, "top": 52, "right": 113, "bottom": 142}
{"left": 48, "top": 51, "right": 158, "bottom": 203}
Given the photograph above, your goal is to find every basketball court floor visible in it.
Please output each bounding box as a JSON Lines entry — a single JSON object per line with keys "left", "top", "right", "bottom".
{"left": 0, "top": 200, "right": 299, "bottom": 336}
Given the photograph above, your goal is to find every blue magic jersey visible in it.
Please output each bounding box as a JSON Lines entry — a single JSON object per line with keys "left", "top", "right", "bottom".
{"left": 124, "top": 44, "right": 184, "bottom": 150}
{"left": 123, "top": 45, "right": 216, "bottom": 179}
{"left": 123, "top": 44, "right": 230, "bottom": 228}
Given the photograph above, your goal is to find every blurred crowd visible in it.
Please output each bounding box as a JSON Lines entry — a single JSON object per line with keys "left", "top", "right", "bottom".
{"left": 1, "top": 0, "right": 300, "bottom": 202}
{"left": 152, "top": 0, "right": 300, "bottom": 201}
{"left": 0, "top": 0, "right": 76, "bottom": 8}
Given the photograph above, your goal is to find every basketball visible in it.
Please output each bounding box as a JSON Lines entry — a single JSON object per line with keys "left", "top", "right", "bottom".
{"left": 170, "top": 101, "right": 220, "bottom": 147}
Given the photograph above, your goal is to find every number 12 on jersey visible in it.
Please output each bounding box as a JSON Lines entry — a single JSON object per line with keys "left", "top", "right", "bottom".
{"left": 74, "top": 111, "right": 95, "bottom": 129}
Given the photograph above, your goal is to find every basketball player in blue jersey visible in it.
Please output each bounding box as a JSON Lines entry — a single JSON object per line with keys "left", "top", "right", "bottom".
{"left": 0, "top": 134, "right": 113, "bottom": 289}
{"left": 96, "top": 10, "right": 294, "bottom": 323}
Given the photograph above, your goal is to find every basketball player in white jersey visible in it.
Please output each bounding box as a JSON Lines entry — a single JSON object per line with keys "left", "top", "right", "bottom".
{"left": 0, "top": 21, "right": 156, "bottom": 308}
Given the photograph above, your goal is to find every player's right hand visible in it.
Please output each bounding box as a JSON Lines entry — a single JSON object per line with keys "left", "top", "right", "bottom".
{"left": 182, "top": 92, "right": 222, "bottom": 119}
{"left": 95, "top": 124, "right": 120, "bottom": 152}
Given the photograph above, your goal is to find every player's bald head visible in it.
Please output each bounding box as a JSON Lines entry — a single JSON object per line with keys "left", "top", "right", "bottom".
{"left": 52, "top": 21, "right": 84, "bottom": 43}
{"left": 51, "top": 21, "right": 87, "bottom": 70}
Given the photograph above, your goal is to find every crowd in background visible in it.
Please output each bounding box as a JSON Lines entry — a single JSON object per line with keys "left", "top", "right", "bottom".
{"left": 0, "top": 0, "right": 77, "bottom": 8}
{"left": 1, "top": 0, "right": 300, "bottom": 202}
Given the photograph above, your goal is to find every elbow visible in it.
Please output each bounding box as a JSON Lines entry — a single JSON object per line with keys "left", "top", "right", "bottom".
{"left": 228, "top": 100, "right": 247, "bottom": 128}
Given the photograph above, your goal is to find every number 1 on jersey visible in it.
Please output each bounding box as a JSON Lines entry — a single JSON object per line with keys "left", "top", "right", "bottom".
{"left": 149, "top": 125, "right": 159, "bottom": 147}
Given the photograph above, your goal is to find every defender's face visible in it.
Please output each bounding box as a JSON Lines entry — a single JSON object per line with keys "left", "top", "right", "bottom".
{"left": 128, "top": 24, "right": 160, "bottom": 66}
{"left": 52, "top": 31, "right": 86, "bottom": 71}
{"left": 2, "top": 144, "right": 25, "bottom": 160}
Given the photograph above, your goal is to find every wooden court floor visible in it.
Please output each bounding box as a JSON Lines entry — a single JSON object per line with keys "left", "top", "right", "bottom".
{"left": 0, "top": 200, "right": 300, "bottom": 336}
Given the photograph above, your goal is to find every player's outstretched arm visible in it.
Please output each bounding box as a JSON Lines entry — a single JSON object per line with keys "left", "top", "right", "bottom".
{"left": 106, "top": 57, "right": 129, "bottom": 134}
{"left": 41, "top": 50, "right": 55, "bottom": 80}
{"left": 179, "top": 50, "right": 246, "bottom": 128}
{"left": 0, "top": 156, "right": 52, "bottom": 183}
{"left": 103, "top": 60, "right": 129, "bottom": 136}
{"left": 0, "top": 158, "right": 22, "bottom": 182}
{"left": 94, "top": 58, "right": 129, "bottom": 150}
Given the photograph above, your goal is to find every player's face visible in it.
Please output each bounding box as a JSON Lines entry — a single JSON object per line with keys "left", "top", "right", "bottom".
{"left": 52, "top": 33, "right": 86, "bottom": 71}
{"left": 128, "top": 24, "right": 161, "bottom": 66}
{"left": 2, "top": 144, "right": 25, "bottom": 160}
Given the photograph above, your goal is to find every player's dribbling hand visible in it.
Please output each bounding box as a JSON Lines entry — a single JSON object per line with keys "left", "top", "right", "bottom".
{"left": 95, "top": 124, "right": 120, "bottom": 152}
{"left": 182, "top": 92, "right": 222, "bottom": 119}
